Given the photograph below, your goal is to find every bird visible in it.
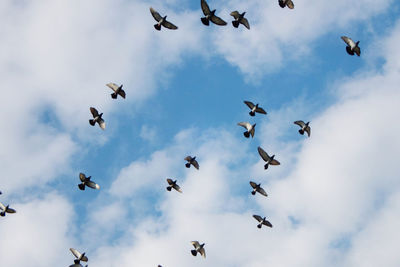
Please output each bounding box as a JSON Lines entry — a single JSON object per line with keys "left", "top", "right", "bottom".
{"left": 78, "top": 173, "right": 100, "bottom": 190}
{"left": 184, "top": 156, "right": 199, "bottom": 170}
{"left": 0, "top": 202, "right": 16, "bottom": 217}
{"left": 341, "top": 36, "right": 361, "bottom": 56}
{"left": 150, "top": 7, "right": 178, "bottom": 31}
{"left": 258, "top": 146, "right": 280, "bottom": 170}
{"left": 106, "top": 83, "right": 126, "bottom": 99}
{"left": 294, "top": 120, "right": 311, "bottom": 137}
{"left": 191, "top": 241, "right": 206, "bottom": 258}
{"left": 249, "top": 181, "right": 268, "bottom": 197}
{"left": 253, "top": 215, "right": 273, "bottom": 228}
{"left": 200, "top": 0, "right": 227, "bottom": 26}
{"left": 69, "top": 248, "right": 88, "bottom": 267}
{"left": 279, "top": 0, "right": 294, "bottom": 9}
{"left": 89, "top": 107, "right": 105, "bottom": 130}
{"left": 237, "top": 122, "right": 256, "bottom": 138}
{"left": 230, "top": 11, "right": 250, "bottom": 29}
{"left": 243, "top": 101, "right": 267, "bottom": 116}
{"left": 166, "top": 179, "right": 182, "bottom": 193}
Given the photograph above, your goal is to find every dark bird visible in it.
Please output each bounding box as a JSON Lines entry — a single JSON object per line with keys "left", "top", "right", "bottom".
{"left": 106, "top": 82, "right": 126, "bottom": 99}
{"left": 230, "top": 11, "right": 250, "bottom": 29}
{"left": 237, "top": 122, "right": 256, "bottom": 138}
{"left": 244, "top": 101, "right": 267, "bottom": 116}
{"left": 253, "top": 215, "right": 273, "bottom": 228}
{"left": 279, "top": 0, "right": 294, "bottom": 9}
{"left": 249, "top": 181, "right": 268, "bottom": 197}
{"left": 150, "top": 7, "right": 178, "bottom": 31}
{"left": 78, "top": 173, "right": 100, "bottom": 190}
{"left": 200, "top": 0, "right": 227, "bottom": 26}
{"left": 0, "top": 202, "right": 16, "bottom": 217}
{"left": 69, "top": 248, "right": 88, "bottom": 267}
{"left": 191, "top": 241, "right": 206, "bottom": 258}
{"left": 294, "top": 120, "right": 311, "bottom": 137}
{"left": 89, "top": 107, "right": 105, "bottom": 130}
{"left": 258, "top": 146, "right": 280, "bottom": 170}
{"left": 166, "top": 178, "right": 182, "bottom": 193}
{"left": 341, "top": 36, "right": 361, "bottom": 56}
{"left": 184, "top": 156, "right": 199, "bottom": 170}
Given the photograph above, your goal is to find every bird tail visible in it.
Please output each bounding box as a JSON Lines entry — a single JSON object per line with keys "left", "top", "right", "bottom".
{"left": 89, "top": 119, "right": 95, "bottom": 126}
{"left": 251, "top": 190, "right": 256, "bottom": 195}
{"left": 154, "top": 24, "right": 161, "bottom": 31}
{"left": 244, "top": 132, "right": 250, "bottom": 138}
{"left": 201, "top": 17, "right": 210, "bottom": 26}
{"left": 264, "top": 164, "right": 269, "bottom": 170}
{"left": 279, "top": 0, "right": 285, "bottom": 7}
{"left": 191, "top": 250, "right": 198, "bottom": 256}
{"left": 257, "top": 223, "right": 262, "bottom": 228}
{"left": 0, "top": 212, "right": 5, "bottom": 217}
{"left": 166, "top": 186, "right": 172, "bottom": 191}
{"left": 232, "top": 20, "right": 239, "bottom": 28}
{"left": 299, "top": 129, "right": 304, "bottom": 135}
{"left": 185, "top": 163, "right": 191, "bottom": 168}
{"left": 249, "top": 111, "right": 255, "bottom": 116}
{"left": 111, "top": 93, "right": 118, "bottom": 99}
{"left": 78, "top": 184, "right": 86, "bottom": 190}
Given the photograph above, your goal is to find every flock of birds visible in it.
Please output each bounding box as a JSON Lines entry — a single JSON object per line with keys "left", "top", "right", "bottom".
{"left": 0, "top": 0, "right": 362, "bottom": 266}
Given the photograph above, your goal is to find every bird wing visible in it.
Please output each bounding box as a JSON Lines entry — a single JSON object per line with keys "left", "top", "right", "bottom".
{"left": 230, "top": 11, "right": 240, "bottom": 19}
{"left": 201, "top": 0, "right": 211, "bottom": 15}
{"left": 150, "top": 7, "right": 163, "bottom": 22}
{"left": 241, "top": 18, "right": 250, "bottom": 30}
{"left": 250, "top": 126, "right": 255, "bottom": 137}
{"left": 86, "top": 180, "right": 100, "bottom": 190}
{"left": 257, "top": 146, "right": 270, "bottom": 162}
{"left": 79, "top": 173, "right": 86, "bottom": 182}
{"left": 6, "top": 207, "right": 16, "bottom": 213}
{"left": 255, "top": 106, "right": 266, "bottom": 114}
{"left": 286, "top": 0, "right": 294, "bottom": 9}
{"left": 305, "top": 126, "right": 311, "bottom": 137}
{"left": 244, "top": 100, "right": 255, "bottom": 109}
{"left": 341, "top": 36, "right": 355, "bottom": 47}
{"left": 294, "top": 120, "right": 306, "bottom": 128}
{"left": 354, "top": 46, "right": 361, "bottom": 56}
{"left": 199, "top": 247, "right": 206, "bottom": 258}
{"left": 237, "top": 122, "right": 251, "bottom": 130}
{"left": 210, "top": 15, "right": 227, "bottom": 26}
{"left": 270, "top": 159, "right": 280, "bottom": 165}
{"left": 90, "top": 107, "right": 99, "bottom": 118}
{"left": 184, "top": 156, "right": 192, "bottom": 162}
{"left": 98, "top": 119, "right": 106, "bottom": 130}
{"left": 192, "top": 159, "right": 200, "bottom": 170}
{"left": 0, "top": 202, "right": 5, "bottom": 211}
{"left": 119, "top": 89, "right": 126, "bottom": 99}
{"left": 173, "top": 184, "right": 182, "bottom": 193}
{"left": 106, "top": 83, "right": 119, "bottom": 92}
{"left": 163, "top": 20, "right": 178, "bottom": 30}
{"left": 249, "top": 181, "right": 257, "bottom": 189}
{"left": 70, "top": 248, "right": 82, "bottom": 259}
{"left": 191, "top": 241, "right": 201, "bottom": 249}
{"left": 253, "top": 215, "right": 263, "bottom": 222}
{"left": 258, "top": 187, "right": 268, "bottom": 197}
{"left": 80, "top": 255, "right": 88, "bottom": 262}
{"left": 263, "top": 220, "right": 273, "bottom": 227}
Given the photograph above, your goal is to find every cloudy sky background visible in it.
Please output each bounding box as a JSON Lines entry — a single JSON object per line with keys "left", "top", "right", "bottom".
{"left": 0, "top": 0, "right": 400, "bottom": 266}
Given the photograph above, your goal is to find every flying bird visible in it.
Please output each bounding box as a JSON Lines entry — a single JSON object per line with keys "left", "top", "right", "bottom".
{"left": 294, "top": 120, "right": 311, "bottom": 137}
{"left": 166, "top": 179, "right": 182, "bottom": 193}
{"left": 0, "top": 202, "right": 16, "bottom": 217}
{"left": 244, "top": 101, "right": 267, "bottom": 116}
{"left": 78, "top": 173, "right": 100, "bottom": 190}
{"left": 253, "top": 215, "right": 273, "bottom": 228}
{"left": 150, "top": 7, "right": 178, "bottom": 30}
{"left": 237, "top": 122, "right": 256, "bottom": 138}
{"left": 279, "top": 0, "right": 294, "bottom": 9}
{"left": 249, "top": 181, "right": 268, "bottom": 197}
{"left": 200, "top": 0, "right": 227, "bottom": 26}
{"left": 341, "top": 36, "right": 361, "bottom": 56}
{"left": 230, "top": 11, "right": 250, "bottom": 29}
{"left": 69, "top": 248, "right": 88, "bottom": 267}
{"left": 184, "top": 156, "right": 199, "bottom": 170}
{"left": 191, "top": 241, "right": 206, "bottom": 258}
{"left": 89, "top": 107, "right": 105, "bottom": 130}
{"left": 106, "top": 82, "right": 126, "bottom": 99}
{"left": 258, "top": 146, "right": 280, "bottom": 170}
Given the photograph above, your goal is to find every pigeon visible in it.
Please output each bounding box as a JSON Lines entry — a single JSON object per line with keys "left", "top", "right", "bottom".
{"left": 200, "top": 0, "right": 227, "bottom": 26}
{"left": 237, "top": 122, "right": 256, "bottom": 138}
{"left": 69, "top": 248, "right": 88, "bottom": 267}
{"left": 150, "top": 7, "right": 178, "bottom": 31}
{"left": 294, "top": 120, "right": 311, "bottom": 137}
{"left": 244, "top": 101, "right": 267, "bottom": 116}
{"left": 341, "top": 36, "right": 360, "bottom": 56}
{"left": 166, "top": 179, "right": 182, "bottom": 193}
{"left": 230, "top": 11, "right": 250, "bottom": 29}
{"left": 253, "top": 215, "right": 273, "bottom": 228}
{"left": 249, "top": 181, "right": 268, "bottom": 197}
{"left": 258, "top": 146, "right": 280, "bottom": 170}
{"left": 106, "top": 83, "right": 126, "bottom": 99}
{"left": 78, "top": 173, "right": 100, "bottom": 191}
{"left": 191, "top": 241, "right": 206, "bottom": 258}
{"left": 89, "top": 107, "right": 105, "bottom": 130}
{"left": 184, "top": 156, "right": 199, "bottom": 170}
{"left": 0, "top": 202, "right": 16, "bottom": 217}
{"left": 279, "top": 0, "right": 294, "bottom": 9}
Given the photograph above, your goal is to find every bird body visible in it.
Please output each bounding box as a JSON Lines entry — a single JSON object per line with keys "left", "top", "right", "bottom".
{"left": 191, "top": 241, "right": 206, "bottom": 258}
{"left": 0, "top": 202, "right": 16, "bottom": 217}
{"left": 69, "top": 248, "right": 88, "bottom": 267}
{"left": 258, "top": 146, "right": 280, "bottom": 170}
{"left": 89, "top": 107, "right": 105, "bottom": 130}
{"left": 244, "top": 101, "right": 267, "bottom": 116}
{"left": 253, "top": 214, "right": 273, "bottom": 228}
{"left": 200, "top": 0, "right": 227, "bottom": 26}
{"left": 341, "top": 36, "right": 361, "bottom": 56}
{"left": 279, "top": 0, "right": 294, "bottom": 9}
{"left": 230, "top": 11, "right": 250, "bottom": 29}
{"left": 237, "top": 122, "right": 256, "bottom": 138}
{"left": 249, "top": 181, "right": 268, "bottom": 197}
{"left": 78, "top": 173, "right": 100, "bottom": 190}
{"left": 166, "top": 178, "right": 182, "bottom": 193}
{"left": 184, "top": 156, "right": 199, "bottom": 170}
{"left": 106, "top": 83, "right": 126, "bottom": 99}
{"left": 150, "top": 7, "right": 178, "bottom": 30}
{"left": 294, "top": 120, "right": 311, "bottom": 137}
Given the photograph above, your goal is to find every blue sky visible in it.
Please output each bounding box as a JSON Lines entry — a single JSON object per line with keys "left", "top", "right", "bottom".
{"left": 1, "top": 0, "right": 400, "bottom": 266}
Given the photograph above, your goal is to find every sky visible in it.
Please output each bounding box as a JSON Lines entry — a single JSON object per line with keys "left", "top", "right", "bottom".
{"left": 0, "top": 0, "right": 400, "bottom": 266}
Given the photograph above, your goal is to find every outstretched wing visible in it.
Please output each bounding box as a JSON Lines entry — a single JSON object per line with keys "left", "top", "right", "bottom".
{"left": 249, "top": 181, "right": 257, "bottom": 189}
{"left": 253, "top": 214, "right": 263, "bottom": 222}
{"left": 240, "top": 17, "right": 250, "bottom": 30}
{"left": 79, "top": 173, "right": 86, "bottom": 182}
{"left": 199, "top": 247, "right": 206, "bottom": 258}
{"left": 98, "top": 119, "right": 106, "bottom": 130}
{"left": 230, "top": 11, "right": 240, "bottom": 19}
{"left": 255, "top": 106, "right": 266, "bottom": 114}
{"left": 237, "top": 122, "right": 251, "bottom": 130}
{"left": 86, "top": 180, "right": 100, "bottom": 190}
{"left": 354, "top": 46, "right": 361, "bottom": 56}
{"left": 90, "top": 107, "right": 99, "bottom": 118}
{"left": 163, "top": 20, "right": 178, "bottom": 30}
{"left": 192, "top": 159, "right": 200, "bottom": 170}
{"left": 70, "top": 248, "right": 82, "bottom": 259}
{"left": 119, "top": 89, "right": 126, "bottom": 99}
{"left": 294, "top": 120, "right": 306, "bottom": 128}
{"left": 201, "top": 0, "right": 211, "bottom": 15}
{"left": 166, "top": 178, "right": 174, "bottom": 185}
{"left": 191, "top": 241, "right": 201, "bottom": 249}
{"left": 150, "top": 7, "right": 163, "bottom": 22}
{"left": 305, "top": 126, "right": 311, "bottom": 137}
{"left": 184, "top": 156, "right": 192, "bottom": 162}
{"left": 106, "top": 83, "right": 119, "bottom": 92}
{"left": 244, "top": 100, "right": 255, "bottom": 109}
{"left": 270, "top": 159, "right": 280, "bottom": 165}
{"left": 258, "top": 187, "right": 268, "bottom": 197}
{"left": 6, "top": 207, "right": 16, "bottom": 213}
{"left": 257, "top": 146, "right": 270, "bottom": 162}
{"left": 173, "top": 184, "right": 182, "bottom": 193}
{"left": 263, "top": 219, "right": 273, "bottom": 227}
{"left": 286, "top": 0, "right": 294, "bottom": 9}
{"left": 0, "top": 202, "right": 5, "bottom": 211}
{"left": 210, "top": 15, "right": 227, "bottom": 26}
{"left": 341, "top": 36, "right": 354, "bottom": 47}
